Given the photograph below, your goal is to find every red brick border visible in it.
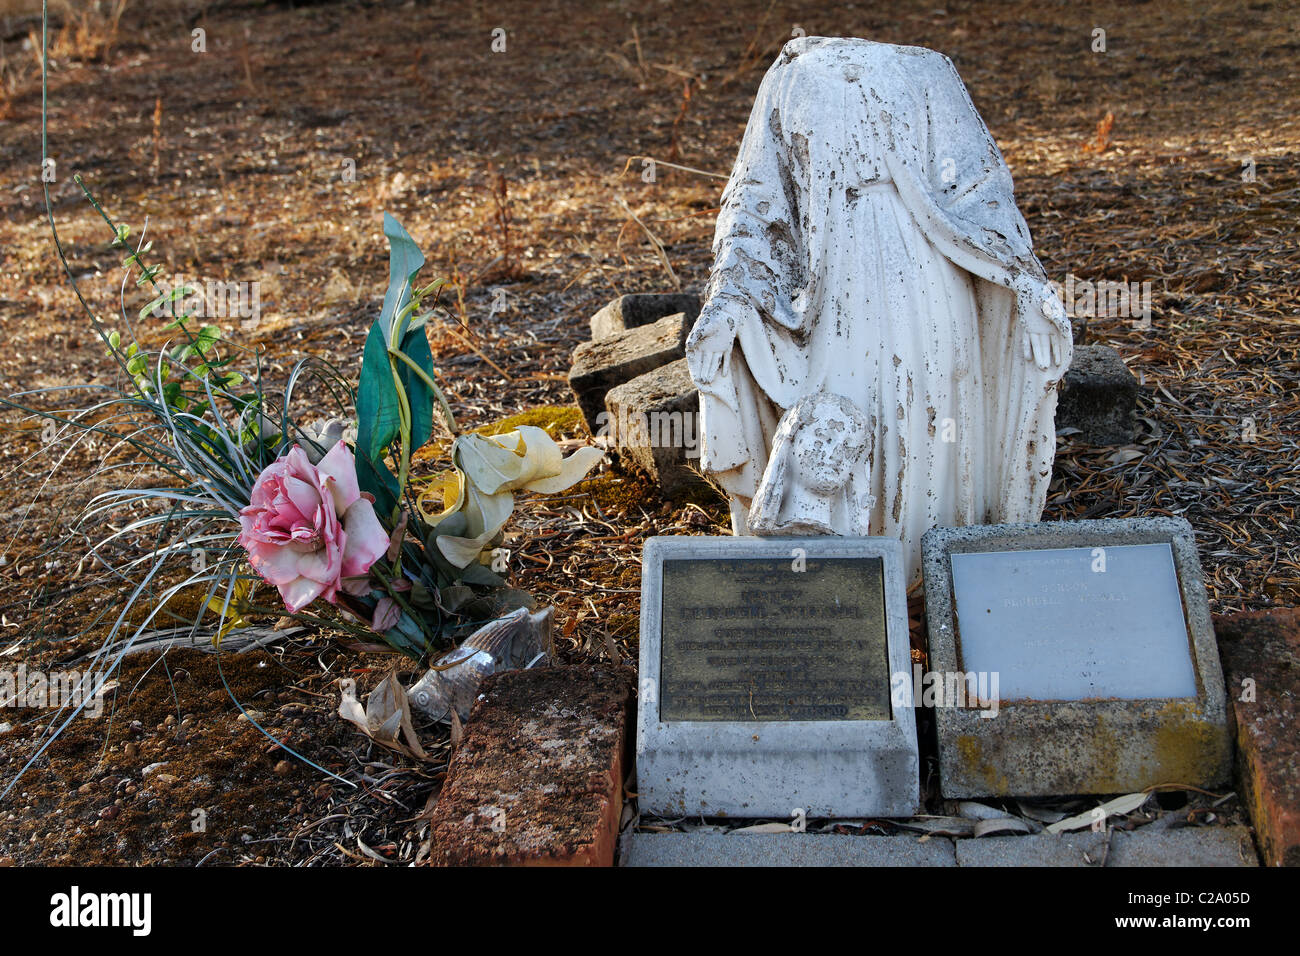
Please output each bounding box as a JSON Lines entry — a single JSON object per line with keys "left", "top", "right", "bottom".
{"left": 426, "top": 665, "right": 634, "bottom": 866}
{"left": 1215, "top": 607, "right": 1300, "bottom": 866}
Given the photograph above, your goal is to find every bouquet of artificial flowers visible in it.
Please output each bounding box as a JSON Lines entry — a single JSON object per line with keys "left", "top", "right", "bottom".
{"left": 232, "top": 214, "right": 602, "bottom": 659}
{"left": 37, "top": 190, "right": 599, "bottom": 670}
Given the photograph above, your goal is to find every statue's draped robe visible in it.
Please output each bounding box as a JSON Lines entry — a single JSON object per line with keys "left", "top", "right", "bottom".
{"left": 697, "top": 38, "right": 1070, "bottom": 584}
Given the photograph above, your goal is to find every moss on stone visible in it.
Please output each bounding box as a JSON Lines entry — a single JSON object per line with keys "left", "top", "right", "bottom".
{"left": 473, "top": 405, "right": 586, "bottom": 440}
{"left": 573, "top": 469, "right": 660, "bottom": 514}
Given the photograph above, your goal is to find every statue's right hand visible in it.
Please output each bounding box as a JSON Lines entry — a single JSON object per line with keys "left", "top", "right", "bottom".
{"left": 686, "top": 302, "right": 740, "bottom": 385}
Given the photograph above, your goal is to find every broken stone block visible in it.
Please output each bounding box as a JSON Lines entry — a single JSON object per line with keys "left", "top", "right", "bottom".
{"left": 427, "top": 666, "right": 634, "bottom": 867}
{"left": 1214, "top": 607, "right": 1300, "bottom": 867}
{"left": 623, "top": 825, "right": 1257, "bottom": 867}
{"left": 1056, "top": 344, "right": 1139, "bottom": 445}
{"left": 953, "top": 831, "right": 1109, "bottom": 867}
{"left": 602, "top": 358, "right": 709, "bottom": 498}
{"left": 590, "top": 292, "right": 700, "bottom": 342}
{"left": 624, "top": 832, "right": 956, "bottom": 867}
{"left": 569, "top": 313, "right": 687, "bottom": 433}
{"left": 1107, "top": 826, "right": 1258, "bottom": 867}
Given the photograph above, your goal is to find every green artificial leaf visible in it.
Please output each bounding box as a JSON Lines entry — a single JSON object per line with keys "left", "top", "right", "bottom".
{"left": 355, "top": 322, "right": 402, "bottom": 464}
{"left": 379, "top": 213, "right": 425, "bottom": 346}
{"left": 438, "top": 584, "right": 475, "bottom": 612}
{"left": 408, "top": 581, "right": 438, "bottom": 611}
{"left": 368, "top": 594, "right": 427, "bottom": 659}
{"left": 396, "top": 323, "right": 435, "bottom": 452}
{"left": 426, "top": 511, "right": 468, "bottom": 539}
{"left": 194, "top": 325, "right": 222, "bottom": 353}
{"left": 418, "top": 534, "right": 462, "bottom": 585}
{"left": 458, "top": 561, "right": 506, "bottom": 588}
{"left": 354, "top": 444, "right": 401, "bottom": 519}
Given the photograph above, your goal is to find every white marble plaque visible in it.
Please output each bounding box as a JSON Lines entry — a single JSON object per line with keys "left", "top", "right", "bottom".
{"left": 950, "top": 542, "right": 1197, "bottom": 701}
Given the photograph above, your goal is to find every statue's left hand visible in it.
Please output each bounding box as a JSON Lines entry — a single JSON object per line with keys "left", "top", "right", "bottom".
{"left": 686, "top": 301, "right": 741, "bottom": 386}
{"left": 1014, "top": 276, "right": 1070, "bottom": 371}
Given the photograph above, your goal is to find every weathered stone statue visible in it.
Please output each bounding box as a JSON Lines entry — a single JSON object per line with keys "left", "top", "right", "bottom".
{"left": 686, "top": 37, "right": 1072, "bottom": 585}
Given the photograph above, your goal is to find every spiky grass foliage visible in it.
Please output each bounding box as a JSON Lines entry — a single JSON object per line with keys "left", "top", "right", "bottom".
{"left": 0, "top": 2, "right": 371, "bottom": 800}
{"left": 0, "top": 287, "right": 373, "bottom": 799}
{"left": 0, "top": 246, "right": 373, "bottom": 795}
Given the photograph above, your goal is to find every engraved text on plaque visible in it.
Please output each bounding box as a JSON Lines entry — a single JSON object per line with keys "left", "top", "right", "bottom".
{"left": 659, "top": 557, "right": 890, "bottom": 721}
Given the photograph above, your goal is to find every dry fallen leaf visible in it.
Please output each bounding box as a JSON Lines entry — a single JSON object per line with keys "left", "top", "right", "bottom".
{"left": 730, "top": 822, "right": 794, "bottom": 834}
{"left": 958, "top": 801, "right": 1009, "bottom": 820}
{"left": 895, "top": 816, "right": 977, "bottom": 837}
{"left": 337, "top": 671, "right": 428, "bottom": 760}
{"left": 974, "top": 817, "right": 1034, "bottom": 837}
{"left": 449, "top": 707, "right": 464, "bottom": 748}
{"left": 1047, "top": 792, "right": 1151, "bottom": 834}
{"left": 1016, "top": 799, "right": 1071, "bottom": 824}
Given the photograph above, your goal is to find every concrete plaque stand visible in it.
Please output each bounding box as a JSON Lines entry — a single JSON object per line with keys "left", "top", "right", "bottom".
{"left": 922, "top": 516, "right": 1231, "bottom": 798}
{"left": 637, "top": 535, "right": 919, "bottom": 818}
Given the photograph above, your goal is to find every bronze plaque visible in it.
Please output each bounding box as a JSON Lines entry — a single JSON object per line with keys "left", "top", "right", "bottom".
{"left": 659, "top": 556, "right": 891, "bottom": 721}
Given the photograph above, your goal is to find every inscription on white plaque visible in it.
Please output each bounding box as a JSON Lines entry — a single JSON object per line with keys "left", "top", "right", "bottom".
{"left": 951, "top": 542, "right": 1197, "bottom": 701}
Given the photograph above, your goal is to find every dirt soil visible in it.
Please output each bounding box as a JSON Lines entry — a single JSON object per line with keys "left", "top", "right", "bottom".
{"left": 0, "top": 0, "right": 1297, "bottom": 864}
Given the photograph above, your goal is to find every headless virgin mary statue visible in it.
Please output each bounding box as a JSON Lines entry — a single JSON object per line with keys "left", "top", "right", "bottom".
{"left": 686, "top": 37, "right": 1073, "bottom": 586}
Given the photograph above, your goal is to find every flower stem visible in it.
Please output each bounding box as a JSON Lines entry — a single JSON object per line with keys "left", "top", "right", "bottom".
{"left": 388, "top": 347, "right": 457, "bottom": 435}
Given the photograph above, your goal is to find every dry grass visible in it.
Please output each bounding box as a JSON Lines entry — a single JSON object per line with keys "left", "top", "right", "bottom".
{"left": 0, "top": 0, "right": 1296, "bottom": 862}
{"left": 2, "top": 0, "right": 1296, "bottom": 685}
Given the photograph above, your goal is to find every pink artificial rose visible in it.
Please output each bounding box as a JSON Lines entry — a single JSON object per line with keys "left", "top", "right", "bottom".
{"left": 238, "top": 442, "right": 390, "bottom": 613}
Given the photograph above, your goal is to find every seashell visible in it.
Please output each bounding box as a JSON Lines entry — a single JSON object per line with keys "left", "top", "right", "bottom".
{"left": 406, "top": 606, "right": 553, "bottom": 724}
